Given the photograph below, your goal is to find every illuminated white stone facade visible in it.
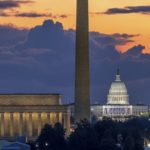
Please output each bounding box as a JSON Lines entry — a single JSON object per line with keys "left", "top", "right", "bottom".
{"left": 0, "top": 94, "right": 70, "bottom": 140}
{"left": 107, "top": 71, "right": 129, "bottom": 105}
{"left": 90, "top": 70, "right": 149, "bottom": 121}
{"left": 69, "top": 70, "right": 149, "bottom": 122}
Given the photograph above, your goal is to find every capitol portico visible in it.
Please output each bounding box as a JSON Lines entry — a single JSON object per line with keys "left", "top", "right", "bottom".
{"left": 0, "top": 94, "right": 70, "bottom": 140}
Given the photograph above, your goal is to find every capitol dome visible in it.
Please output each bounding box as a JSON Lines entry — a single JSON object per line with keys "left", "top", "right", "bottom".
{"left": 107, "top": 69, "right": 129, "bottom": 105}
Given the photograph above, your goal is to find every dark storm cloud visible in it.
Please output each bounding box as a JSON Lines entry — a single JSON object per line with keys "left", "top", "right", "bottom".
{"left": 0, "top": 20, "right": 75, "bottom": 101}
{"left": 104, "top": 6, "right": 150, "bottom": 15}
{"left": 123, "top": 45, "right": 145, "bottom": 57}
{"left": 90, "top": 32, "right": 136, "bottom": 47}
{"left": 0, "top": 20, "right": 150, "bottom": 104}
{"left": 0, "top": 0, "right": 33, "bottom": 10}
{"left": 16, "top": 20, "right": 73, "bottom": 51}
{"left": 0, "top": 24, "right": 28, "bottom": 47}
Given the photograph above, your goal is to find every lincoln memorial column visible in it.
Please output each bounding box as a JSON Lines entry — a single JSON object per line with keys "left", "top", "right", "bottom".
{"left": 75, "top": 0, "right": 90, "bottom": 122}
{"left": 54, "top": 113, "right": 57, "bottom": 125}
{"left": 56, "top": 113, "right": 59, "bottom": 123}
{"left": 50, "top": 113, "right": 54, "bottom": 126}
{"left": 29, "top": 113, "right": 33, "bottom": 137}
{"left": 19, "top": 113, "right": 23, "bottom": 136}
{"left": 38, "top": 113, "right": 42, "bottom": 135}
{"left": 63, "top": 113, "right": 70, "bottom": 135}
{"left": 10, "top": 113, "right": 14, "bottom": 137}
{"left": 47, "top": 113, "right": 51, "bottom": 124}
{"left": 1, "top": 113, "right": 4, "bottom": 136}
{"left": 59, "top": 113, "right": 62, "bottom": 124}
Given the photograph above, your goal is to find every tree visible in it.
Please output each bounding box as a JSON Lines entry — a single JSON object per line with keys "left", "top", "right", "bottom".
{"left": 100, "top": 129, "right": 117, "bottom": 150}
{"left": 35, "top": 123, "right": 67, "bottom": 150}
{"left": 123, "top": 135, "right": 135, "bottom": 150}
{"left": 68, "top": 120, "right": 99, "bottom": 150}
{"left": 94, "top": 119, "right": 119, "bottom": 143}
{"left": 53, "top": 123, "right": 67, "bottom": 150}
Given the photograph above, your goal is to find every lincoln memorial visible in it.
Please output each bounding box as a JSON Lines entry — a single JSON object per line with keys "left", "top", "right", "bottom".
{"left": 0, "top": 94, "right": 70, "bottom": 140}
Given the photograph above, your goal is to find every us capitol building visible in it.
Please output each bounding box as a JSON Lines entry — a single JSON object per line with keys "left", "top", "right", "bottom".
{"left": 91, "top": 70, "right": 149, "bottom": 121}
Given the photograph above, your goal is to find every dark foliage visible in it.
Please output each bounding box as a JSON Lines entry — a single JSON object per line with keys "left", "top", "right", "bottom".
{"left": 100, "top": 129, "right": 117, "bottom": 150}
{"left": 31, "top": 117, "right": 150, "bottom": 150}
{"left": 94, "top": 119, "right": 119, "bottom": 142}
{"left": 35, "top": 123, "right": 67, "bottom": 150}
{"left": 124, "top": 135, "right": 135, "bottom": 150}
{"left": 68, "top": 120, "right": 99, "bottom": 150}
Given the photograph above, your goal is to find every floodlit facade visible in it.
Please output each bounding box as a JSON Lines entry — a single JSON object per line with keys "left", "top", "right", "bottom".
{"left": 91, "top": 70, "right": 149, "bottom": 121}
{"left": 107, "top": 70, "right": 129, "bottom": 105}
{"left": 0, "top": 94, "right": 70, "bottom": 140}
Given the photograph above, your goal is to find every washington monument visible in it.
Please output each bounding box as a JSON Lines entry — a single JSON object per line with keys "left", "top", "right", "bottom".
{"left": 75, "top": 0, "right": 90, "bottom": 122}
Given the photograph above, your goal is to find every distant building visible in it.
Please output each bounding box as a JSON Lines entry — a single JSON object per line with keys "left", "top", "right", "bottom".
{"left": 0, "top": 94, "right": 70, "bottom": 140}
{"left": 0, "top": 70, "right": 149, "bottom": 141}
{"left": 69, "top": 70, "right": 149, "bottom": 122}
{"left": 91, "top": 70, "right": 149, "bottom": 121}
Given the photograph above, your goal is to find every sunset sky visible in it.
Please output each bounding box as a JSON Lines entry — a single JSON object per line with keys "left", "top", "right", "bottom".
{"left": 0, "top": 0, "right": 150, "bottom": 103}
{"left": 1, "top": 0, "right": 150, "bottom": 53}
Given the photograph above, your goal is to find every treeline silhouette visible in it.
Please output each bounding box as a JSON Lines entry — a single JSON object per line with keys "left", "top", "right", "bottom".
{"left": 30, "top": 117, "right": 150, "bottom": 150}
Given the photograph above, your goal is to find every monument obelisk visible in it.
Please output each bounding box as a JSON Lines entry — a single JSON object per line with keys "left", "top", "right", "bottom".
{"left": 75, "top": 0, "right": 90, "bottom": 122}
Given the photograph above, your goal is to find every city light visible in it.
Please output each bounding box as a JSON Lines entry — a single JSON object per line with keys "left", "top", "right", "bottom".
{"left": 148, "top": 143, "right": 150, "bottom": 147}
{"left": 45, "top": 142, "right": 49, "bottom": 146}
